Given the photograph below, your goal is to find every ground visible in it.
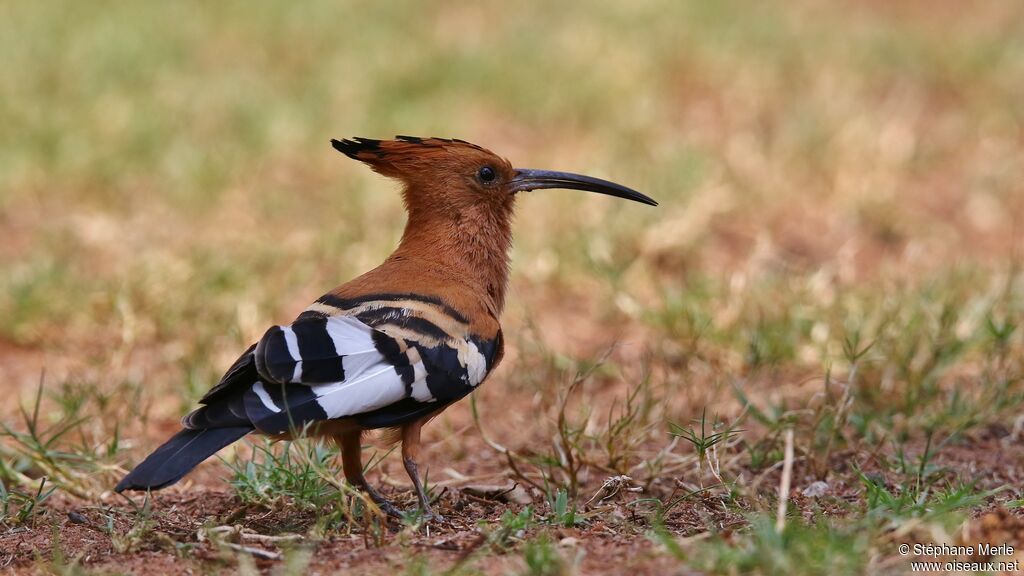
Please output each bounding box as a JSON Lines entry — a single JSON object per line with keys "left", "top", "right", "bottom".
{"left": 1, "top": 1, "right": 1023, "bottom": 574}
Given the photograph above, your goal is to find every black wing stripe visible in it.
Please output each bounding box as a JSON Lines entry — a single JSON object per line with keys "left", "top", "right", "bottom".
{"left": 417, "top": 344, "right": 472, "bottom": 400}
{"left": 296, "top": 309, "right": 328, "bottom": 321}
{"left": 198, "top": 344, "right": 258, "bottom": 406}
{"left": 317, "top": 292, "right": 471, "bottom": 325}
{"left": 254, "top": 326, "right": 297, "bottom": 384}
{"left": 292, "top": 316, "right": 346, "bottom": 383}
{"left": 372, "top": 331, "right": 416, "bottom": 395}
{"left": 357, "top": 310, "right": 451, "bottom": 343}
{"left": 473, "top": 334, "right": 500, "bottom": 372}
{"left": 242, "top": 380, "right": 329, "bottom": 434}
{"left": 182, "top": 397, "right": 248, "bottom": 429}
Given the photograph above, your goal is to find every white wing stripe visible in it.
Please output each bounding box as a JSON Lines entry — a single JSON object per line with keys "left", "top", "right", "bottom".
{"left": 459, "top": 339, "right": 488, "bottom": 386}
{"left": 311, "top": 364, "right": 406, "bottom": 418}
{"left": 281, "top": 326, "right": 303, "bottom": 382}
{"left": 252, "top": 381, "right": 282, "bottom": 413}
{"left": 410, "top": 362, "right": 435, "bottom": 402}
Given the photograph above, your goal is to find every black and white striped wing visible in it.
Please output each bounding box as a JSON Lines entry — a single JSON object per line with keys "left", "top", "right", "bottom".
{"left": 235, "top": 313, "right": 496, "bottom": 434}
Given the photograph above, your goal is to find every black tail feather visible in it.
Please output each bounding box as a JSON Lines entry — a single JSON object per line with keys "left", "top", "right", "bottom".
{"left": 115, "top": 426, "right": 252, "bottom": 492}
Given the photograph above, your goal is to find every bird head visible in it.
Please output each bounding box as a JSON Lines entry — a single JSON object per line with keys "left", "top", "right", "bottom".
{"left": 331, "top": 136, "right": 656, "bottom": 312}
{"left": 331, "top": 136, "right": 657, "bottom": 220}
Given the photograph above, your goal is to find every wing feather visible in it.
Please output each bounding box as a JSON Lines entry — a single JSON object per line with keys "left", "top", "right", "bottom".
{"left": 195, "top": 298, "right": 501, "bottom": 435}
{"left": 245, "top": 315, "right": 438, "bottom": 433}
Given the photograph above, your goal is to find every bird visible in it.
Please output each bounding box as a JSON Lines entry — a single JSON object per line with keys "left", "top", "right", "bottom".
{"left": 115, "top": 136, "right": 656, "bottom": 520}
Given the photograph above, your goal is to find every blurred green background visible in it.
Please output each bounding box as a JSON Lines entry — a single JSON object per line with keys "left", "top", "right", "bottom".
{"left": 2, "top": 0, "right": 1022, "bottom": 402}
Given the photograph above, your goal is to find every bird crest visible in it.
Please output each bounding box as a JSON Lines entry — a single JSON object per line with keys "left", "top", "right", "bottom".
{"left": 331, "top": 136, "right": 504, "bottom": 179}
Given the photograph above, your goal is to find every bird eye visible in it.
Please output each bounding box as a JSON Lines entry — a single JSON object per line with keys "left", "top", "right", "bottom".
{"left": 478, "top": 165, "right": 496, "bottom": 183}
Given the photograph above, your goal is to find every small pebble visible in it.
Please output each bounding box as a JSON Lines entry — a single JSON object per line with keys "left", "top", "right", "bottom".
{"left": 801, "top": 481, "right": 830, "bottom": 498}
{"left": 67, "top": 511, "right": 90, "bottom": 525}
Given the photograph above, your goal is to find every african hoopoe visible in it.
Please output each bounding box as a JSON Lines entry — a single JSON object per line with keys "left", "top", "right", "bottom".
{"left": 115, "top": 136, "right": 656, "bottom": 519}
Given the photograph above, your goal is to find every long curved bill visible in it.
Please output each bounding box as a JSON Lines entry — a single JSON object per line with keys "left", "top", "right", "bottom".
{"left": 509, "top": 168, "right": 658, "bottom": 206}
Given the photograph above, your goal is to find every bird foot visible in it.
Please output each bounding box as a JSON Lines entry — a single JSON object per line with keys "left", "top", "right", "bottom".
{"left": 419, "top": 509, "right": 445, "bottom": 524}
{"left": 375, "top": 500, "right": 405, "bottom": 519}
{"left": 370, "top": 499, "right": 445, "bottom": 525}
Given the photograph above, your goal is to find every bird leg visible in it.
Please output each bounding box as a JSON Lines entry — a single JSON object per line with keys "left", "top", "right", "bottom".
{"left": 337, "top": 431, "right": 402, "bottom": 519}
{"left": 401, "top": 419, "right": 442, "bottom": 521}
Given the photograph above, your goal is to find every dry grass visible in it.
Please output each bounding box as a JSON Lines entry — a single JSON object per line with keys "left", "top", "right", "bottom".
{"left": 1, "top": 0, "right": 1023, "bottom": 574}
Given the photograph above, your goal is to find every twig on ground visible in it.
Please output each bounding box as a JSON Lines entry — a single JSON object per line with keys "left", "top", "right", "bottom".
{"left": 776, "top": 428, "right": 794, "bottom": 533}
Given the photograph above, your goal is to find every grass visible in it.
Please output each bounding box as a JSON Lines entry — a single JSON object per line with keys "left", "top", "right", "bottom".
{"left": 1, "top": 0, "right": 1023, "bottom": 573}
{"left": 0, "top": 477, "right": 56, "bottom": 530}
{"left": 227, "top": 440, "right": 344, "bottom": 510}
{"left": 691, "top": 515, "right": 872, "bottom": 576}
{"left": 669, "top": 408, "right": 743, "bottom": 488}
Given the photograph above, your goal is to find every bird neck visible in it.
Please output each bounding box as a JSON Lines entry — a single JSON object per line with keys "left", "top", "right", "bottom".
{"left": 390, "top": 207, "right": 513, "bottom": 316}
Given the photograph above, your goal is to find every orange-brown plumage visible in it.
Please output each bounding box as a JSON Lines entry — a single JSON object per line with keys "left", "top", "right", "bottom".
{"left": 115, "top": 136, "right": 655, "bottom": 522}
{"left": 335, "top": 137, "right": 516, "bottom": 321}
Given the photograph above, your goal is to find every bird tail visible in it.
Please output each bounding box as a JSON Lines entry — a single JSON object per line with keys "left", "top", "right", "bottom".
{"left": 115, "top": 426, "right": 252, "bottom": 492}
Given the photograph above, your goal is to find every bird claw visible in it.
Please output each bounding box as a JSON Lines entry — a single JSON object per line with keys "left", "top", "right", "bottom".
{"left": 372, "top": 500, "right": 445, "bottom": 525}
{"left": 376, "top": 501, "right": 405, "bottom": 519}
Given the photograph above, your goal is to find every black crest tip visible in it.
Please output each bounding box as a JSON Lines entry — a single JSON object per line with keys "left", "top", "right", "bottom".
{"left": 331, "top": 137, "right": 382, "bottom": 159}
